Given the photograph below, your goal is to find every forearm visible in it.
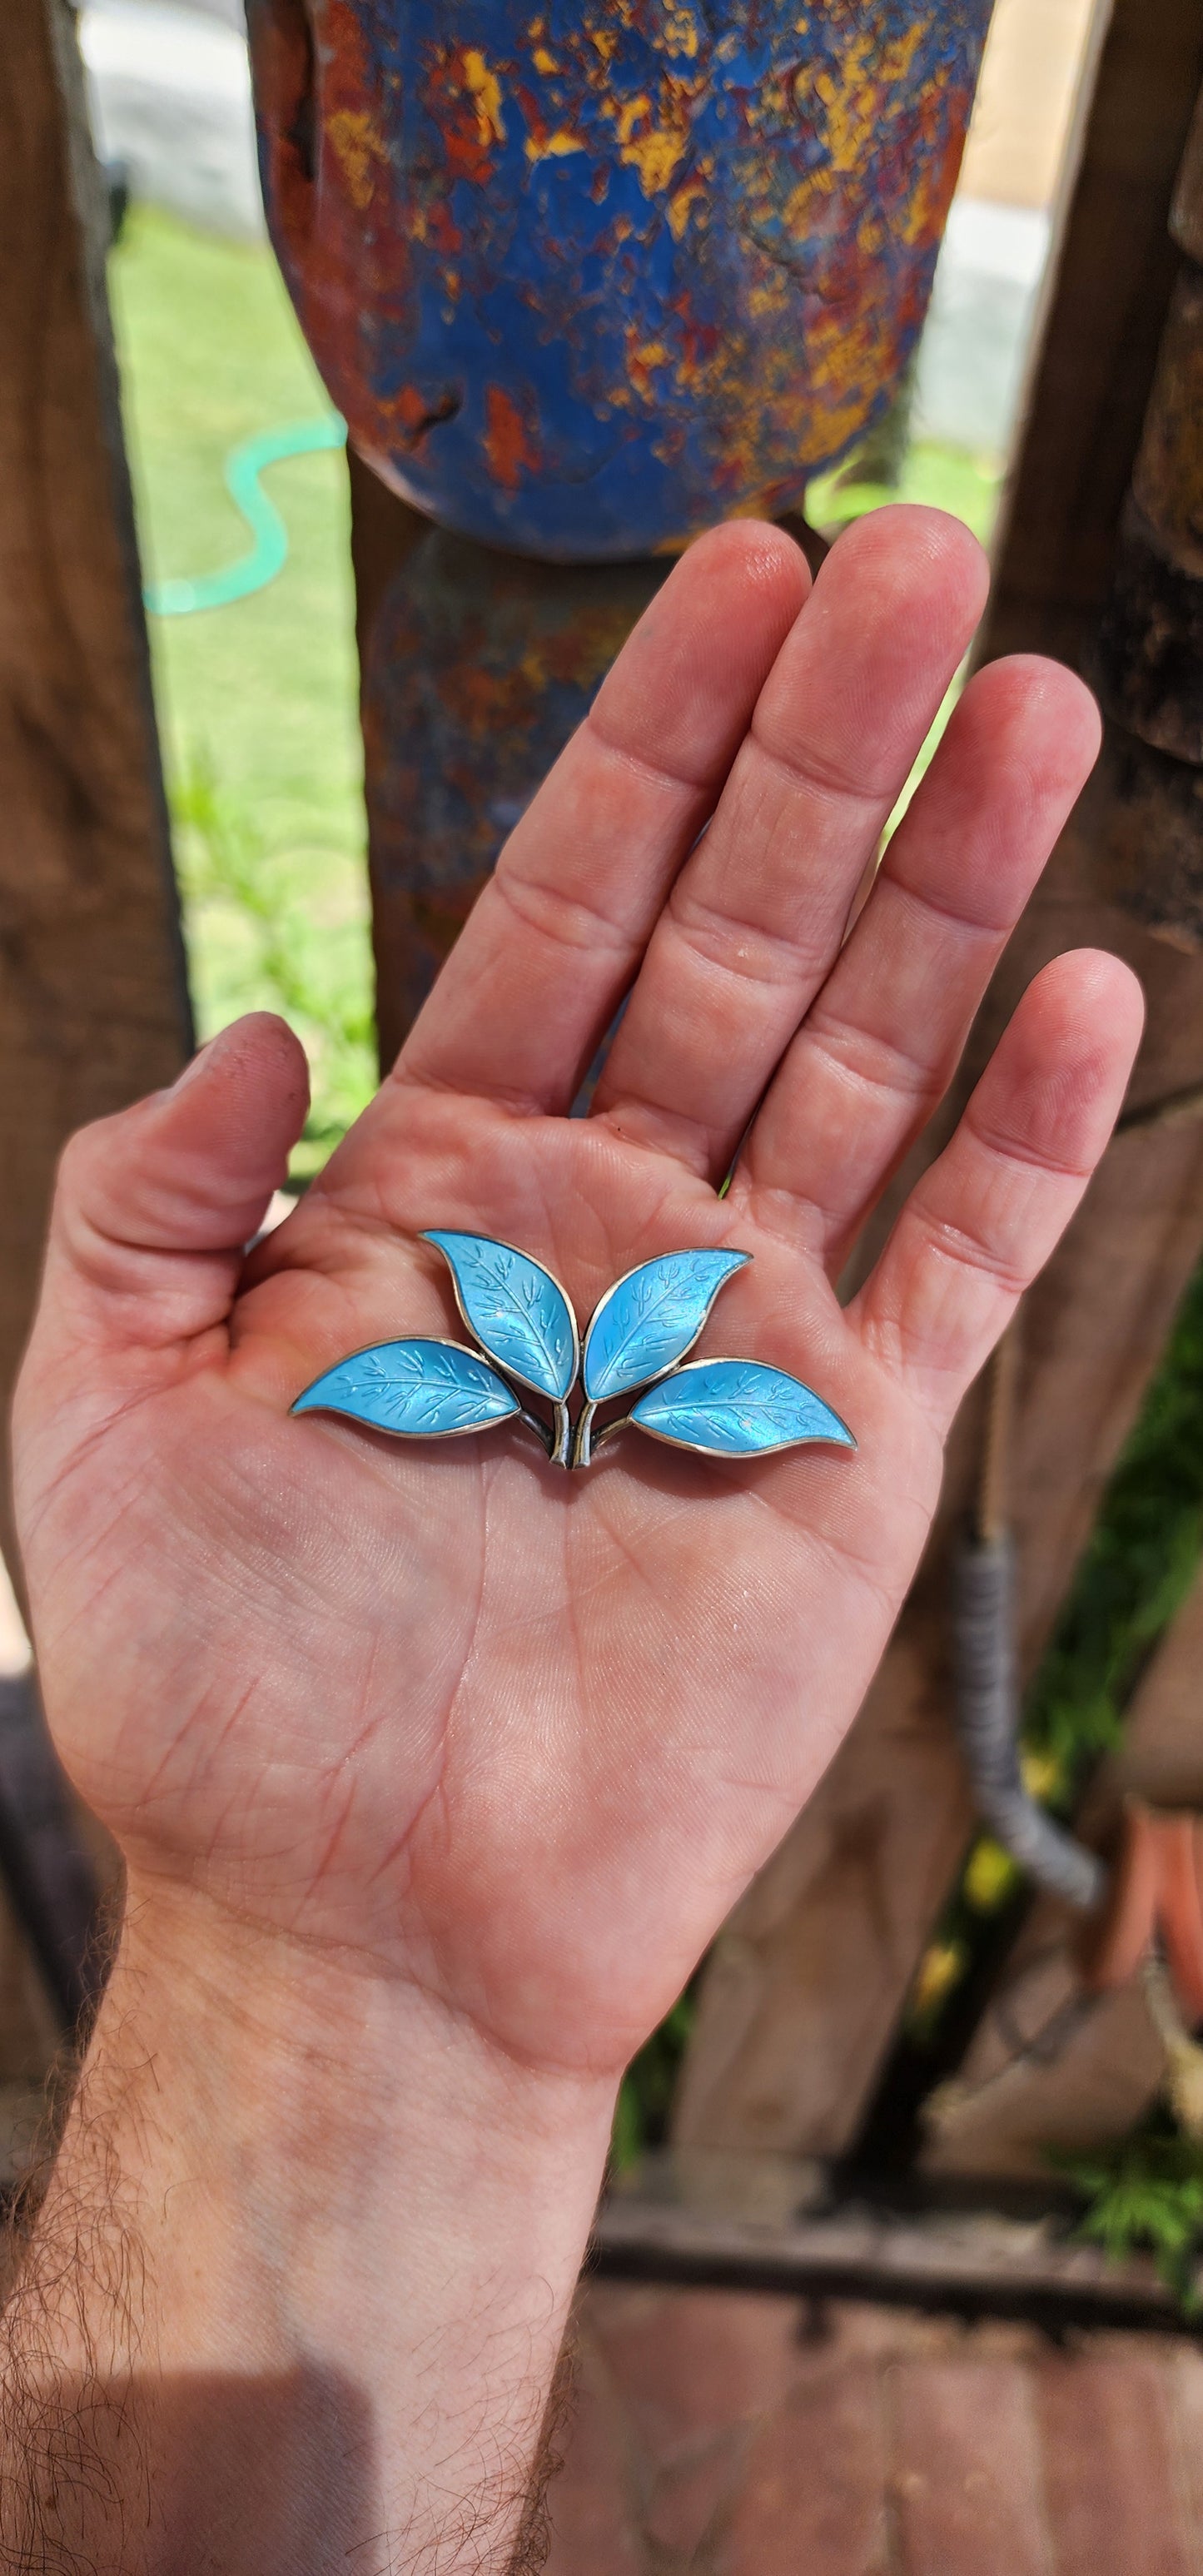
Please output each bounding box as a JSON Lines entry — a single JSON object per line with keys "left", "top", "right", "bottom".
{"left": 0, "top": 1883, "right": 615, "bottom": 2574}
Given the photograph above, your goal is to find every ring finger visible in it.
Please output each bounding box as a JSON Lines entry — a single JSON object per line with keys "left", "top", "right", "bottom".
{"left": 730, "top": 653, "right": 1102, "bottom": 1271}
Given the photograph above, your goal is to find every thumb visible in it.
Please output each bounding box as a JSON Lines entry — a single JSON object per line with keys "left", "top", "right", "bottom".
{"left": 32, "top": 1013, "right": 310, "bottom": 1362}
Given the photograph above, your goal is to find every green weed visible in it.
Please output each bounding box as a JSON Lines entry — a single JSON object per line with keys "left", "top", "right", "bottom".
{"left": 1056, "top": 2126, "right": 1203, "bottom": 2312}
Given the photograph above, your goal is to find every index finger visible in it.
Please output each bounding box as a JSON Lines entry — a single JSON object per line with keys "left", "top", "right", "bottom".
{"left": 394, "top": 522, "right": 810, "bottom": 1112}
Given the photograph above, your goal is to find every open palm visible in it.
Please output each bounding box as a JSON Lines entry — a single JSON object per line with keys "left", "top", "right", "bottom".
{"left": 14, "top": 509, "right": 1141, "bottom": 2081}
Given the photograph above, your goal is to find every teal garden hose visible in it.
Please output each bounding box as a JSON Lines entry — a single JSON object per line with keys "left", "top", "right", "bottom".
{"left": 143, "top": 415, "right": 346, "bottom": 618}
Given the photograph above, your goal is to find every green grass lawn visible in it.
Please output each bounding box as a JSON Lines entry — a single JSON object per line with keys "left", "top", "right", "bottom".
{"left": 108, "top": 205, "right": 375, "bottom": 1179}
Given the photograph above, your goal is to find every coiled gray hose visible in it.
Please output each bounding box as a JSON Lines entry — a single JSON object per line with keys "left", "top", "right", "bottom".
{"left": 952, "top": 1528, "right": 1107, "bottom": 1913}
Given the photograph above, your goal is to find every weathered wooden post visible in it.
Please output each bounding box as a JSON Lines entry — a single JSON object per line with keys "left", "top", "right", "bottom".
{"left": 0, "top": 0, "right": 192, "bottom": 2076}
{"left": 1, "top": 0, "right": 191, "bottom": 1574}
{"left": 1092, "top": 82, "right": 1203, "bottom": 933}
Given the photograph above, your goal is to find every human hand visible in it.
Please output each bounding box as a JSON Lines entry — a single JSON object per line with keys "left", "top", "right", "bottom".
{"left": 14, "top": 506, "right": 1142, "bottom": 2088}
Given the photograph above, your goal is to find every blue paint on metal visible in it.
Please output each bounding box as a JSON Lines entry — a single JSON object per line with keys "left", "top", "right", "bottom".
{"left": 247, "top": 0, "right": 995, "bottom": 560}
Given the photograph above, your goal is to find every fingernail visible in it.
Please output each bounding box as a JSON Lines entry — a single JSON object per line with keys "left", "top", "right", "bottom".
{"left": 170, "top": 1037, "right": 217, "bottom": 1092}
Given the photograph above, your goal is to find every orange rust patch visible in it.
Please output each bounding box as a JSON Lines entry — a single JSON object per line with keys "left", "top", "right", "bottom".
{"left": 326, "top": 107, "right": 387, "bottom": 211}
{"left": 462, "top": 47, "right": 507, "bottom": 145}
{"left": 485, "top": 383, "right": 540, "bottom": 489}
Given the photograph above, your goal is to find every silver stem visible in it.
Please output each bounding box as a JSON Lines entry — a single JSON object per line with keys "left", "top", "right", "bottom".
{"left": 592, "top": 1414, "right": 632, "bottom": 1456}
{"left": 570, "top": 1398, "right": 598, "bottom": 1470}
{"left": 495, "top": 1372, "right": 554, "bottom": 1459}
{"left": 515, "top": 1408, "right": 554, "bottom": 1458}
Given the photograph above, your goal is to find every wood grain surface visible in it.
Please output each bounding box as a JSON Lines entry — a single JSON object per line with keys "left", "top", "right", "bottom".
{"left": 0, "top": 0, "right": 191, "bottom": 1600}
{"left": 0, "top": 0, "right": 190, "bottom": 2092}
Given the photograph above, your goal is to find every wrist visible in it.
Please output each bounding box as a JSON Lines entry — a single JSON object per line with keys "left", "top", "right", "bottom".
{"left": 25, "top": 1877, "right": 616, "bottom": 2569}
{"left": 108, "top": 1877, "right": 619, "bottom": 2371}
{"left": 115, "top": 1871, "right": 619, "bottom": 2185}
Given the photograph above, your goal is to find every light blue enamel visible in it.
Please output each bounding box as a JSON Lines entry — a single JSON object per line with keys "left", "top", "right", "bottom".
{"left": 582, "top": 1250, "right": 750, "bottom": 1404}
{"left": 630, "top": 1360, "right": 856, "bottom": 1458}
{"left": 291, "top": 1338, "right": 519, "bottom": 1439}
{"left": 422, "top": 1231, "right": 578, "bottom": 1402}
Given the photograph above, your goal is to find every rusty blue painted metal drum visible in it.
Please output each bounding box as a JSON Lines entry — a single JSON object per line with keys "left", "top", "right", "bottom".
{"left": 248, "top": 0, "right": 992, "bottom": 560}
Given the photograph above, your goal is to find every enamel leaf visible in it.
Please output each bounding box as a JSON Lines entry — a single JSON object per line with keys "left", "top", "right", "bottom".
{"left": 422, "top": 1231, "right": 578, "bottom": 1402}
{"left": 291, "top": 1339, "right": 520, "bottom": 1440}
{"left": 582, "top": 1249, "right": 750, "bottom": 1404}
{"left": 630, "top": 1359, "right": 856, "bottom": 1458}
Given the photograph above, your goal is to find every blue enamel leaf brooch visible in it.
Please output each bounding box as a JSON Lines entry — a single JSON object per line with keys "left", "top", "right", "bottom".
{"left": 291, "top": 1233, "right": 856, "bottom": 1470}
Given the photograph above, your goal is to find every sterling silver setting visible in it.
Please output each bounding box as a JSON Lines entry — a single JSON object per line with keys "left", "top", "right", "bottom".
{"left": 291, "top": 1232, "right": 856, "bottom": 1470}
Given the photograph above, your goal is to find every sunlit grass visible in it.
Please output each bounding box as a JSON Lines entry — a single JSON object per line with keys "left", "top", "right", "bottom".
{"left": 108, "top": 204, "right": 373, "bottom": 1181}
